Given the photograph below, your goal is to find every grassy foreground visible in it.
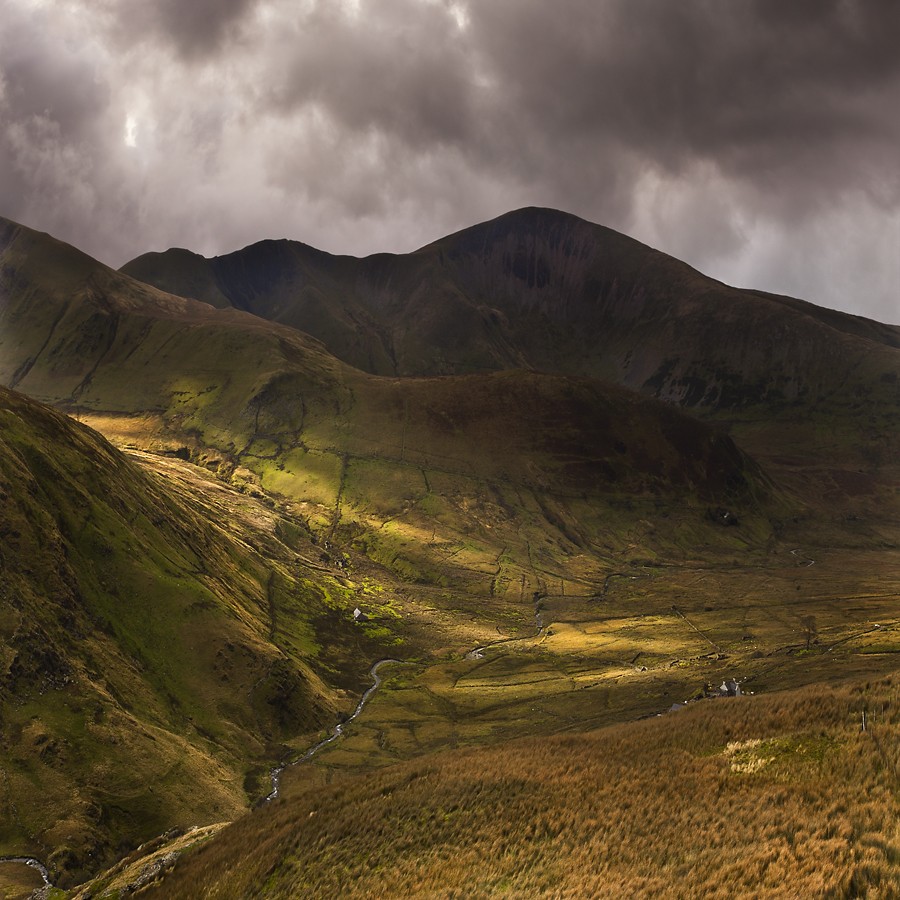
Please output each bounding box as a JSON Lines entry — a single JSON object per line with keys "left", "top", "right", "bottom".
{"left": 2, "top": 215, "right": 898, "bottom": 897}
{"left": 146, "top": 669, "right": 900, "bottom": 899}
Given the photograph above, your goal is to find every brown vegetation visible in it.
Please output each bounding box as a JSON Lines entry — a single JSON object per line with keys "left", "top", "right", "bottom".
{"left": 149, "top": 671, "right": 900, "bottom": 898}
{"left": 3, "top": 212, "right": 899, "bottom": 895}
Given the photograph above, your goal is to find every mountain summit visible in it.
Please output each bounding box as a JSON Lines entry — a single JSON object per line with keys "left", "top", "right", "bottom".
{"left": 122, "top": 207, "right": 900, "bottom": 409}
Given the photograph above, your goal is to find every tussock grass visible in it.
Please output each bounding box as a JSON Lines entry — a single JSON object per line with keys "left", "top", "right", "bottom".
{"left": 149, "top": 671, "right": 900, "bottom": 898}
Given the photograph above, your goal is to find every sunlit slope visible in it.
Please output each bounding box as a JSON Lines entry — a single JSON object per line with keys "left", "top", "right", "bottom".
{"left": 146, "top": 670, "right": 900, "bottom": 899}
{"left": 0, "top": 218, "right": 342, "bottom": 410}
{"left": 0, "top": 216, "right": 784, "bottom": 589}
{"left": 0, "top": 386, "right": 405, "bottom": 887}
{"left": 119, "top": 208, "right": 900, "bottom": 532}
{"left": 230, "top": 367, "right": 782, "bottom": 592}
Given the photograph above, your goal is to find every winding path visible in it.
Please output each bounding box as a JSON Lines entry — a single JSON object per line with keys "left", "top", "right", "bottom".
{"left": 265, "top": 658, "right": 406, "bottom": 802}
{"left": 790, "top": 548, "right": 816, "bottom": 567}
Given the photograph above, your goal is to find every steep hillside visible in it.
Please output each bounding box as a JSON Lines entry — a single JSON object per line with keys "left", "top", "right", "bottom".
{"left": 119, "top": 208, "right": 900, "bottom": 534}
{"left": 122, "top": 207, "right": 900, "bottom": 410}
{"left": 0, "top": 386, "right": 406, "bottom": 887}
{"left": 0, "top": 216, "right": 785, "bottom": 587}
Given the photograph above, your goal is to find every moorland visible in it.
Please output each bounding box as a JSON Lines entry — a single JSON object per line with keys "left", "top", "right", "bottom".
{"left": 0, "top": 207, "right": 897, "bottom": 897}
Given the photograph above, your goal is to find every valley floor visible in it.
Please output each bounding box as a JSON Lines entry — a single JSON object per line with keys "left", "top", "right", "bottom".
{"left": 125, "top": 451, "right": 900, "bottom": 803}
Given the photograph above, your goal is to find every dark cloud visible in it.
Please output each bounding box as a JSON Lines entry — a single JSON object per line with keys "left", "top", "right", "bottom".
{"left": 156, "top": 0, "right": 257, "bottom": 57}
{"left": 1, "top": 0, "right": 898, "bottom": 322}
{"left": 472, "top": 0, "right": 900, "bottom": 202}
{"left": 0, "top": 3, "right": 113, "bottom": 228}
{"left": 112, "top": 0, "right": 260, "bottom": 60}
{"left": 268, "top": 2, "right": 478, "bottom": 148}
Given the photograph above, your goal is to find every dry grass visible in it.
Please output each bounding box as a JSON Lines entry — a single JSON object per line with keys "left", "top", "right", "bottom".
{"left": 148, "top": 670, "right": 900, "bottom": 899}
{"left": 68, "top": 823, "right": 227, "bottom": 899}
{"left": 0, "top": 862, "right": 45, "bottom": 900}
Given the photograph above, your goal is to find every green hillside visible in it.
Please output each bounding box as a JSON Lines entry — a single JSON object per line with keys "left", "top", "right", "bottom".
{"left": 118, "top": 207, "right": 900, "bottom": 536}
{"left": 0, "top": 386, "right": 408, "bottom": 887}
{"left": 0, "top": 210, "right": 897, "bottom": 896}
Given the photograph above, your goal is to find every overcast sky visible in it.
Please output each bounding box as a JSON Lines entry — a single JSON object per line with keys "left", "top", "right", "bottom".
{"left": 2, "top": 0, "right": 898, "bottom": 323}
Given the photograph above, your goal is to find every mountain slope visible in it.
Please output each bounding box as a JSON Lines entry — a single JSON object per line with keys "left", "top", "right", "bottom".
{"left": 119, "top": 207, "right": 900, "bottom": 537}
{"left": 0, "top": 385, "right": 409, "bottom": 886}
{"left": 144, "top": 669, "right": 900, "bottom": 899}
{"left": 1, "top": 213, "right": 898, "bottom": 893}
{"left": 122, "top": 207, "right": 900, "bottom": 410}
{"left": 0, "top": 215, "right": 784, "bottom": 585}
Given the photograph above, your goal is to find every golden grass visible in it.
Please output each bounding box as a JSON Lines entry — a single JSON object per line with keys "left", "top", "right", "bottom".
{"left": 68, "top": 823, "right": 227, "bottom": 899}
{"left": 263, "top": 543, "right": 900, "bottom": 798}
{"left": 0, "top": 862, "right": 45, "bottom": 900}
{"left": 147, "top": 670, "right": 900, "bottom": 899}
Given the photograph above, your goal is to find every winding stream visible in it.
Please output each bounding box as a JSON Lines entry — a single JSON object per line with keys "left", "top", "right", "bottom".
{"left": 1, "top": 662, "right": 407, "bottom": 886}
{"left": 3, "top": 582, "right": 630, "bottom": 875}
{"left": 467, "top": 595, "right": 546, "bottom": 660}
{"left": 265, "top": 658, "right": 406, "bottom": 802}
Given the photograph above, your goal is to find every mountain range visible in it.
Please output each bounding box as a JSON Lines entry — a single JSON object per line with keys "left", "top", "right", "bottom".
{"left": 0, "top": 208, "right": 897, "bottom": 896}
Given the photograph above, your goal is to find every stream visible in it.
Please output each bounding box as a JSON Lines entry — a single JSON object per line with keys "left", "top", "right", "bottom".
{"left": 265, "top": 658, "right": 406, "bottom": 802}
{"left": 1, "top": 661, "right": 408, "bottom": 887}
{"left": 269, "top": 592, "right": 547, "bottom": 798}
{"left": 467, "top": 595, "right": 546, "bottom": 660}
{"left": 3, "top": 583, "right": 629, "bottom": 876}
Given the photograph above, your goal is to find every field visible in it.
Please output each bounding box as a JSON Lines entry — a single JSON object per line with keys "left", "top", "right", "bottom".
{"left": 74, "top": 446, "right": 899, "bottom": 810}
{"left": 274, "top": 542, "right": 900, "bottom": 795}
{"left": 104, "top": 450, "right": 900, "bottom": 809}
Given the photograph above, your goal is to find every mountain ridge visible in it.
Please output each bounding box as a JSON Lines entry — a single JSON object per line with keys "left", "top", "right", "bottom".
{"left": 119, "top": 207, "right": 900, "bottom": 410}
{"left": 1, "top": 213, "right": 785, "bottom": 586}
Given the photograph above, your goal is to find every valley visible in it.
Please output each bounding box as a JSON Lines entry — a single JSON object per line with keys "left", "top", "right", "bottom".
{"left": 5, "top": 436, "right": 895, "bottom": 896}
{"left": 142, "top": 669, "right": 900, "bottom": 899}
{"left": 0, "top": 209, "right": 897, "bottom": 896}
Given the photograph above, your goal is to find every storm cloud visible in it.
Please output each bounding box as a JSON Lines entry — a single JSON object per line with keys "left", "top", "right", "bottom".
{"left": 2, "top": 0, "right": 898, "bottom": 321}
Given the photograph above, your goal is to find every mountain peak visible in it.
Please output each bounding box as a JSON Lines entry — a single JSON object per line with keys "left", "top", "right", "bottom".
{"left": 107, "top": 207, "right": 900, "bottom": 402}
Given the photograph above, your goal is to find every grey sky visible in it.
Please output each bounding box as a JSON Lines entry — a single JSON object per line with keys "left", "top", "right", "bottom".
{"left": 2, "top": 0, "right": 898, "bottom": 323}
